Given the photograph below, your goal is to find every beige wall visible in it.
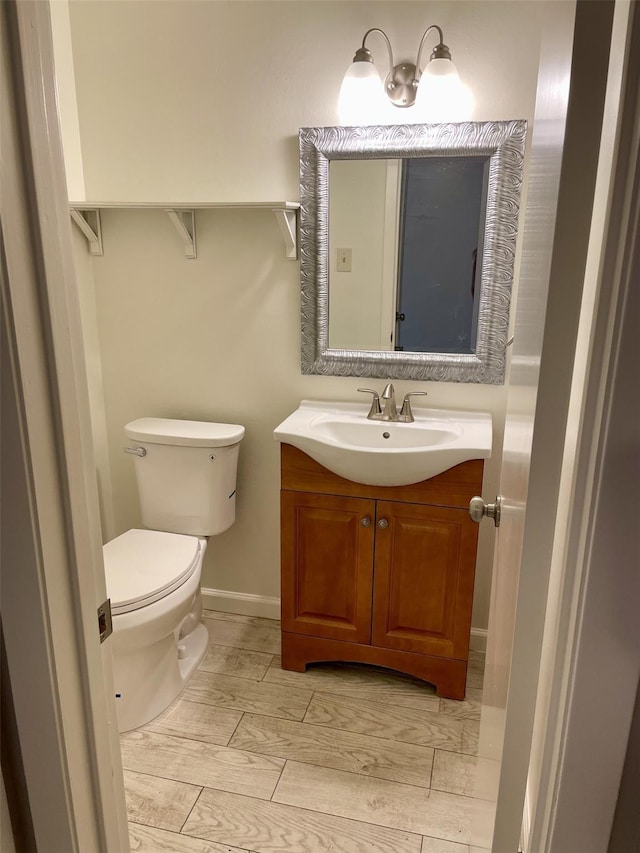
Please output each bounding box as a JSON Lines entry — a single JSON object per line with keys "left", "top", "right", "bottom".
{"left": 71, "top": 227, "right": 116, "bottom": 540}
{"left": 62, "top": 0, "right": 548, "bottom": 631}
{"left": 49, "top": 0, "right": 85, "bottom": 200}
{"left": 67, "top": 0, "right": 544, "bottom": 202}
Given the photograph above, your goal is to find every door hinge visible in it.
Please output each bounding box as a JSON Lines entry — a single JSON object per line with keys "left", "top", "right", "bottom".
{"left": 97, "top": 599, "right": 113, "bottom": 643}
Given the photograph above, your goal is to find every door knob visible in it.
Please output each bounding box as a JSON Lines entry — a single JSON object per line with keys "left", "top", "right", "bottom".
{"left": 468, "top": 495, "right": 502, "bottom": 527}
{"left": 361, "top": 516, "right": 372, "bottom": 527}
{"left": 377, "top": 518, "right": 389, "bottom": 529}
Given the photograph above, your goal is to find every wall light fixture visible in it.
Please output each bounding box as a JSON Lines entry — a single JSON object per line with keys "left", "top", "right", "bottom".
{"left": 338, "top": 25, "right": 473, "bottom": 124}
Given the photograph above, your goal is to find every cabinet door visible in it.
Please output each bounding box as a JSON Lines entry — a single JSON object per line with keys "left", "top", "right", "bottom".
{"left": 371, "top": 501, "right": 479, "bottom": 659}
{"left": 281, "top": 491, "right": 376, "bottom": 643}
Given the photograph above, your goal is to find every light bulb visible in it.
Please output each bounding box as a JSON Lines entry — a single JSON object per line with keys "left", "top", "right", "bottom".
{"left": 337, "top": 61, "right": 385, "bottom": 125}
{"left": 415, "top": 58, "right": 474, "bottom": 122}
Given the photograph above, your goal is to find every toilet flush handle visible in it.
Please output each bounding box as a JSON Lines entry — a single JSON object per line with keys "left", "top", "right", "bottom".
{"left": 124, "top": 446, "right": 146, "bottom": 457}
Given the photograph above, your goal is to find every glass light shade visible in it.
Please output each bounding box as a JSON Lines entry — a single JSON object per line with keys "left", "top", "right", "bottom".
{"left": 415, "top": 57, "right": 474, "bottom": 122}
{"left": 337, "top": 61, "right": 385, "bottom": 125}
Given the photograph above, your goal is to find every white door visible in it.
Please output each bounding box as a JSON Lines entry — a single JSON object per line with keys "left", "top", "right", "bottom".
{"left": 1, "top": 2, "right": 129, "bottom": 850}
{"left": 472, "top": 1, "right": 636, "bottom": 850}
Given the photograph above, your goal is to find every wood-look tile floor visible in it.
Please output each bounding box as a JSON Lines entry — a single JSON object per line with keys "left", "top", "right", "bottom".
{"left": 123, "top": 610, "right": 488, "bottom": 853}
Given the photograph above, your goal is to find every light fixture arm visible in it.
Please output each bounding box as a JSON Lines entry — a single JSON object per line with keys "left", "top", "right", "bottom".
{"left": 415, "top": 24, "right": 451, "bottom": 78}
{"left": 356, "top": 27, "right": 395, "bottom": 79}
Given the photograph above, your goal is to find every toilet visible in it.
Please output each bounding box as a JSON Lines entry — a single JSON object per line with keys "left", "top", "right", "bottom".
{"left": 103, "top": 417, "right": 245, "bottom": 733}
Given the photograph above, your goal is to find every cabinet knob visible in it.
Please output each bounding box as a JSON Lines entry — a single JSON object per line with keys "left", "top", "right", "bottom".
{"left": 377, "top": 518, "right": 389, "bottom": 529}
{"left": 361, "top": 516, "right": 372, "bottom": 527}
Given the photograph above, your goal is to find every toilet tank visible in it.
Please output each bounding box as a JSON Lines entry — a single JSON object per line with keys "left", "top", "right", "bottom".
{"left": 124, "top": 418, "right": 245, "bottom": 536}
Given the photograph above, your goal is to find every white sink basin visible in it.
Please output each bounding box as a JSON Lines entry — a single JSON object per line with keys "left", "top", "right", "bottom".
{"left": 274, "top": 400, "right": 492, "bottom": 487}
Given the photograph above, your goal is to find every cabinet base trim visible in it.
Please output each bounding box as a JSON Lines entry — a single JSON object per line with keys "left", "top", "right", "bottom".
{"left": 281, "top": 631, "right": 467, "bottom": 700}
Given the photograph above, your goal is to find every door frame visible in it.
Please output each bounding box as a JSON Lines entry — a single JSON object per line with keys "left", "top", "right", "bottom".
{"left": 1, "top": 1, "right": 129, "bottom": 850}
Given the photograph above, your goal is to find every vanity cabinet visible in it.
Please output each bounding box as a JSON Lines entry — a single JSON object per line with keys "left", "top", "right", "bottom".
{"left": 279, "top": 444, "right": 483, "bottom": 699}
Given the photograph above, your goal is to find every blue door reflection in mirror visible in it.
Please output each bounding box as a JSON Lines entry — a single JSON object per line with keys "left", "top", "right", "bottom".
{"left": 395, "top": 157, "right": 489, "bottom": 353}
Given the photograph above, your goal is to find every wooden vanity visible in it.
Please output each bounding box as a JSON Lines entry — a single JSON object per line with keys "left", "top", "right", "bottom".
{"left": 279, "top": 444, "right": 483, "bottom": 700}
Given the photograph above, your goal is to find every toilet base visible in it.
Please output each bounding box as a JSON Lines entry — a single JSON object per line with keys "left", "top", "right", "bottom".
{"left": 112, "top": 573, "right": 208, "bottom": 733}
{"left": 115, "top": 620, "right": 207, "bottom": 733}
{"left": 177, "top": 622, "right": 208, "bottom": 682}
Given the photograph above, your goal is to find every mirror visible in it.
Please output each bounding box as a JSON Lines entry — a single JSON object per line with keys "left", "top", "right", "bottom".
{"left": 299, "top": 121, "right": 527, "bottom": 383}
{"left": 329, "top": 156, "right": 489, "bottom": 354}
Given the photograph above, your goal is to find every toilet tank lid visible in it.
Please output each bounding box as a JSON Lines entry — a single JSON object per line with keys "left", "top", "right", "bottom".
{"left": 125, "top": 417, "right": 245, "bottom": 447}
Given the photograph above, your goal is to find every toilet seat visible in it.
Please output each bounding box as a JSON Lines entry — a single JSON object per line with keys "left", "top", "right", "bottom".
{"left": 104, "top": 529, "right": 202, "bottom": 615}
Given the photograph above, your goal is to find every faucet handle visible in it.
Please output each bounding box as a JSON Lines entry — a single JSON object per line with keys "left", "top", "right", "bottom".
{"left": 357, "top": 388, "right": 382, "bottom": 419}
{"left": 399, "top": 391, "right": 428, "bottom": 423}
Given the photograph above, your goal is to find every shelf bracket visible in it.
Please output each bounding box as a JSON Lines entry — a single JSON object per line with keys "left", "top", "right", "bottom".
{"left": 165, "top": 209, "right": 197, "bottom": 259}
{"left": 70, "top": 209, "right": 103, "bottom": 256}
{"left": 272, "top": 208, "right": 298, "bottom": 260}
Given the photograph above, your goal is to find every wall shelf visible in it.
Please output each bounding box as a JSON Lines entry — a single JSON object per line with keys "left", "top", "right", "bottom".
{"left": 69, "top": 201, "right": 300, "bottom": 260}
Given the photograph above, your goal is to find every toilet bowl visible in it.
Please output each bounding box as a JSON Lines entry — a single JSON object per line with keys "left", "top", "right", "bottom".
{"left": 104, "top": 418, "right": 244, "bottom": 733}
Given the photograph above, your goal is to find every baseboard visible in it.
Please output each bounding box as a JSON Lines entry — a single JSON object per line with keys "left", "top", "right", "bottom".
{"left": 470, "top": 627, "right": 488, "bottom": 654}
{"left": 202, "top": 588, "right": 488, "bottom": 654}
{"left": 201, "top": 588, "right": 281, "bottom": 621}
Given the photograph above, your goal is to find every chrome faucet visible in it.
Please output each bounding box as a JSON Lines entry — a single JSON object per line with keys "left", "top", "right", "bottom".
{"left": 357, "top": 385, "right": 428, "bottom": 423}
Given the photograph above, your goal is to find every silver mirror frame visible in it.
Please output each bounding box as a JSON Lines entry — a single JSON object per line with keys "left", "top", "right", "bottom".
{"left": 299, "top": 120, "right": 527, "bottom": 383}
